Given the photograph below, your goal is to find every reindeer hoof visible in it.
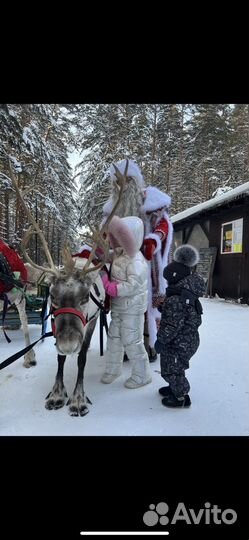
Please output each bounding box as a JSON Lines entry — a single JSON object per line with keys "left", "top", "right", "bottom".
{"left": 67, "top": 395, "right": 89, "bottom": 416}
{"left": 45, "top": 398, "right": 65, "bottom": 410}
{"left": 68, "top": 404, "right": 89, "bottom": 417}
{"left": 23, "top": 350, "right": 36, "bottom": 368}
{"left": 45, "top": 388, "right": 67, "bottom": 410}
{"left": 23, "top": 359, "right": 37, "bottom": 368}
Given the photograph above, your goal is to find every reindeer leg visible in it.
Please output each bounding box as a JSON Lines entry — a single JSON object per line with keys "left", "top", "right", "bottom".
{"left": 15, "top": 296, "right": 36, "bottom": 368}
{"left": 45, "top": 354, "right": 67, "bottom": 410}
{"left": 67, "top": 319, "right": 96, "bottom": 417}
{"left": 67, "top": 346, "right": 88, "bottom": 417}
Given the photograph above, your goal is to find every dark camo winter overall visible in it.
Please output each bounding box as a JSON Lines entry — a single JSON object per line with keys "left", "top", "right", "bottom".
{"left": 157, "top": 273, "right": 205, "bottom": 399}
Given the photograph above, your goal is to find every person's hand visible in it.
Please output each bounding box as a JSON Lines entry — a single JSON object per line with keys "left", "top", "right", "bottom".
{"left": 143, "top": 238, "right": 157, "bottom": 260}
{"left": 101, "top": 274, "right": 118, "bottom": 297}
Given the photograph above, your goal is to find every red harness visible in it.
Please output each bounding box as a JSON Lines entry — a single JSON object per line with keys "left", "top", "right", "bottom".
{"left": 51, "top": 307, "right": 87, "bottom": 336}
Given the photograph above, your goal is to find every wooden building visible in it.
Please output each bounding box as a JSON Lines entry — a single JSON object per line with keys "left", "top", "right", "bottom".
{"left": 171, "top": 182, "right": 249, "bottom": 304}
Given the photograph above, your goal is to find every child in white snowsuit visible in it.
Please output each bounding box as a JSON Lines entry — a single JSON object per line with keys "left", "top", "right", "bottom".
{"left": 101, "top": 215, "right": 152, "bottom": 389}
{"left": 155, "top": 244, "right": 206, "bottom": 407}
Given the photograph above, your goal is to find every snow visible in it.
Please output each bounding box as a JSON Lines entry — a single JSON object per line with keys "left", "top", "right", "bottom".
{"left": 211, "top": 186, "right": 233, "bottom": 198}
{"left": 22, "top": 127, "right": 35, "bottom": 154}
{"left": 0, "top": 172, "right": 11, "bottom": 189}
{"left": 68, "top": 150, "right": 81, "bottom": 169}
{"left": 0, "top": 298, "right": 248, "bottom": 436}
{"left": 9, "top": 155, "right": 22, "bottom": 173}
{"left": 172, "top": 181, "right": 249, "bottom": 224}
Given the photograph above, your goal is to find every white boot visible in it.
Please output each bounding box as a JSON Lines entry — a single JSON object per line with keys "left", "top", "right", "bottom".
{"left": 124, "top": 375, "right": 152, "bottom": 389}
{"left": 101, "top": 372, "right": 121, "bottom": 384}
{"left": 124, "top": 352, "right": 152, "bottom": 389}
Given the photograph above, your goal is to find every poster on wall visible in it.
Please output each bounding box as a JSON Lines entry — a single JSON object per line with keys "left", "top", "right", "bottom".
{"left": 221, "top": 218, "right": 243, "bottom": 253}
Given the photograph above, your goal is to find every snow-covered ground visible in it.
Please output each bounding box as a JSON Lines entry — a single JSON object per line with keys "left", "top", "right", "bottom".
{"left": 0, "top": 298, "right": 248, "bottom": 436}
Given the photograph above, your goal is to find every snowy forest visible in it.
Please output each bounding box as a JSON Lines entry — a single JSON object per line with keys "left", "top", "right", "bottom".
{"left": 0, "top": 103, "right": 248, "bottom": 265}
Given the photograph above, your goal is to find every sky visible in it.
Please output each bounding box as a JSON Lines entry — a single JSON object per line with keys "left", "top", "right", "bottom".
{"left": 0, "top": 297, "right": 248, "bottom": 436}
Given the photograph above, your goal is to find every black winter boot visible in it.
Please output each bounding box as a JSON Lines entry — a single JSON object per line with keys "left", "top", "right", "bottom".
{"left": 158, "top": 386, "right": 173, "bottom": 397}
{"left": 161, "top": 394, "right": 191, "bottom": 408}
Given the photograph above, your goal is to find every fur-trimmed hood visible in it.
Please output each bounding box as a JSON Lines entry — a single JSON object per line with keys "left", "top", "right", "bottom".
{"left": 108, "top": 215, "right": 144, "bottom": 257}
{"left": 141, "top": 186, "right": 171, "bottom": 213}
{"left": 109, "top": 159, "right": 145, "bottom": 187}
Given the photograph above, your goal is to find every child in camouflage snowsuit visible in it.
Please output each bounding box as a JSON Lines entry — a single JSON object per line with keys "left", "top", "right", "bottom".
{"left": 154, "top": 244, "right": 206, "bottom": 408}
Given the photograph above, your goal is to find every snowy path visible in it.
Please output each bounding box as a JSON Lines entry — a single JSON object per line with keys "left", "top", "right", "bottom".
{"left": 0, "top": 298, "right": 248, "bottom": 436}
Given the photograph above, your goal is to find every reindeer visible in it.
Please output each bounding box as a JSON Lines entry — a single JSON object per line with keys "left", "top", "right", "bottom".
{"left": 0, "top": 243, "right": 47, "bottom": 368}
{"left": 8, "top": 160, "right": 128, "bottom": 416}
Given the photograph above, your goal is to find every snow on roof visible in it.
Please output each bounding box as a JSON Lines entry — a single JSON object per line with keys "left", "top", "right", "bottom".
{"left": 172, "top": 181, "right": 249, "bottom": 224}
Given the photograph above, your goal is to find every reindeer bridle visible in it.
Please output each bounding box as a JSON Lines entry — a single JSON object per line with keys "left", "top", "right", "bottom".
{"left": 51, "top": 306, "right": 87, "bottom": 336}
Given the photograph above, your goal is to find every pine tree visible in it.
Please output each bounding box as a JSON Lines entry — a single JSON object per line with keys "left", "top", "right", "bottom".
{"left": 0, "top": 104, "right": 78, "bottom": 264}
{"left": 230, "top": 104, "right": 249, "bottom": 186}
{"left": 184, "top": 104, "right": 234, "bottom": 204}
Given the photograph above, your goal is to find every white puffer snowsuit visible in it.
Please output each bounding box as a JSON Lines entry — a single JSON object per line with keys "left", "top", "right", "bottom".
{"left": 101, "top": 216, "right": 152, "bottom": 388}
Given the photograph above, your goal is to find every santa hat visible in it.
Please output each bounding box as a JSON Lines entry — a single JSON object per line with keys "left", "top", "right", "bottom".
{"left": 109, "top": 159, "right": 145, "bottom": 188}
{"left": 141, "top": 186, "right": 171, "bottom": 213}
{"left": 173, "top": 244, "right": 199, "bottom": 267}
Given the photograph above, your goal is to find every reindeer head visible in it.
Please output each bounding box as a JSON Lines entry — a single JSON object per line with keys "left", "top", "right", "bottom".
{"left": 49, "top": 269, "right": 97, "bottom": 354}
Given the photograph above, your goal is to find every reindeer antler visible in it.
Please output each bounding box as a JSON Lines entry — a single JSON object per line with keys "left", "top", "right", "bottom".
{"left": 8, "top": 158, "right": 130, "bottom": 279}
{"left": 21, "top": 227, "right": 58, "bottom": 275}
{"left": 62, "top": 244, "right": 77, "bottom": 275}
{"left": 8, "top": 163, "right": 59, "bottom": 277}
{"left": 81, "top": 158, "right": 129, "bottom": 276}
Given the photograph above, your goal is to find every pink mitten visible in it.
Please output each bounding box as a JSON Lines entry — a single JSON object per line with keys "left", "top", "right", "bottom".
{"left": 101, "top": 274, "right": 118, "bottom": 297}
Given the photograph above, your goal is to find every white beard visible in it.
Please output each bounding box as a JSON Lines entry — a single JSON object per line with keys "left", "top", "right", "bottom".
{"left": 108, "top": 179, "right": 145, "bottom": 218}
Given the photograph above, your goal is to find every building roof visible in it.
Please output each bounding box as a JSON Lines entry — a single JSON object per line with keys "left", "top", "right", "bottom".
{"left": 171, "top": 182, "right": 249, "bottom": 224}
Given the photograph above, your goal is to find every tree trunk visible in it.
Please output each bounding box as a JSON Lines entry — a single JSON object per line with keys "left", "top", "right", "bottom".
{"left": 151, "top": 105, "right": 158, "bottom": 183}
